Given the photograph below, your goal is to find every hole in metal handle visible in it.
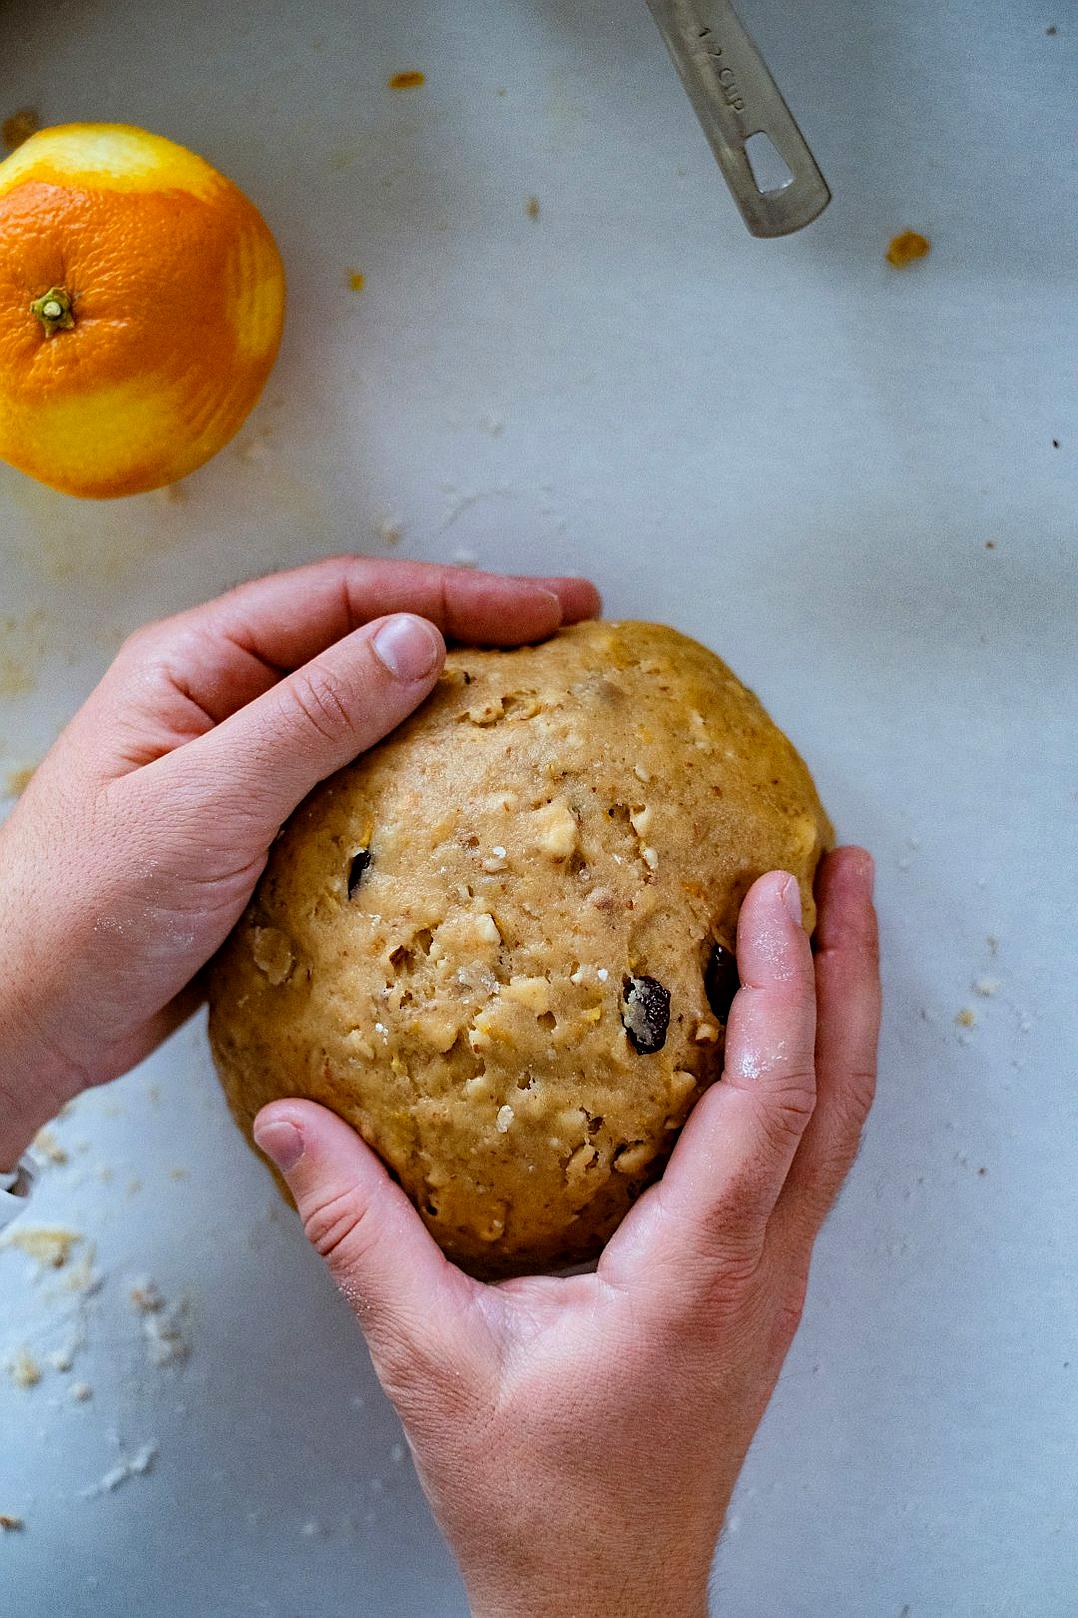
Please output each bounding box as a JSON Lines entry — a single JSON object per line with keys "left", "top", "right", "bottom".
{"left": 744, "top": 131, "right": 795, "bottom": 195}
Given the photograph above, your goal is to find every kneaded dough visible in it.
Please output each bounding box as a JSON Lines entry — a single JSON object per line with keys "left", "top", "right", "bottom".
{"left": 209, "top": 621, "right": 832, "bottom": 1277}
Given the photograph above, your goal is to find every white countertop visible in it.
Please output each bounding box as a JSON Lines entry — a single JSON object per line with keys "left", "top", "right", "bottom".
{"left": 2, "top": 2, "right": 1077, "bottom": 1614}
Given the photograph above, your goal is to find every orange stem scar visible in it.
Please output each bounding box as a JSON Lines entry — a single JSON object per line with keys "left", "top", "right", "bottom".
{"left": 30, "top": 286, "right": 76, "bottom": 337}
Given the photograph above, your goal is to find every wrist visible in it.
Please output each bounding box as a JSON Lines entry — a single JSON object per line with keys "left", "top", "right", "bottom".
{"left": 0, "top": 976, "right": 83, "bottom": 1172}
{"left": 465, "top": 1561, "right": 711, "bottom": 1618}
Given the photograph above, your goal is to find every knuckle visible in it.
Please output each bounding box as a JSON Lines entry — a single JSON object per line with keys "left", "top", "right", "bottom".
{"left": 845, "top": 1066, "right": 878, "bottom": 1123}
{"left": 302, "top": 1183, "right": 373, "bottom": 1265}
{"left": 752, "top": 1072, "right": 817, "bottom": 1149}
{"left": 286, "top": 662, "right": 356, "bottom": 745}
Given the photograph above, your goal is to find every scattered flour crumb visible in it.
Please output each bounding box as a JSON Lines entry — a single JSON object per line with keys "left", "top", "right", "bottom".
{"left": 143, "top": 1301, "right": 191, "bottom": 1367}
{"left": 46, "top": 1334, "right": 83, "bottom": 1374}
{"left": 7, "top": 1348, "right": 42, "bottom": 1389}
{"left": 69, "top": 1381, "right": 93, "bottom": 1403}
{"left": 955, "top": 1008, "right": 976, "bottom": 1028}
{"left": 451, "top": 546, "right": 479, "bottom": 568}
{"left": 65, "top": 1246, "right": 103, "bottom": 1297}
{"left": 129, "top": 1280, "right": 164, "bottom": 1315}
{"left": 390, "top": 1442, "right": 405, "bottom": 1465}
{"left": 79, "top": 1443, "right": 158, "bottom": 1498}
{"left": 496, "top": 1105, "right": 514, "bottom": 1133}
{"left": 30, "top": 1129, "right": 68, "bottom": 1167}
{"left": 973, "top": 977, "right": 1002, "bottom": 998}
{"left": 0, "top": 1513, "right": 24, "bottom": 1531}
{"left": 300, "top": 1519, "right": 320, "bottom": 1538}
{"left": 375, "top": 516, "right": 404, "bottom": 548}
{"left": 2, "top": 1226, "right": 81, "bottom": 1272}
{"left": 597, "top": 967, "right": 609, "bottom": 982}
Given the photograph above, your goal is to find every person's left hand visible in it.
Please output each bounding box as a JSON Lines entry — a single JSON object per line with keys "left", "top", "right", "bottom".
{"left": 0, "top": 557, "right": 600, "bottom": 1166}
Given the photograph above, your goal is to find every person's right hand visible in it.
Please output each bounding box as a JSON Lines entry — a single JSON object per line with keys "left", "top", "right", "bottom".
{"left": 255, "top": 848, "right": 881, "bottom": 1618}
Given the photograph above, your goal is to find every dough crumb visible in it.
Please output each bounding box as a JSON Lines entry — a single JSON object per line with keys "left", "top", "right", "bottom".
{"left": 30, "top": 1128, "right": 68, "bottom": 1166}
{"left": 973, "top": 977, "right": 1002, "bottom": 998}
{"left": 7, "top": 1348, "right": 42, "bottom": 1389}
{"left": 143, "top": 1300, "right": 191, "bottom": 1367}
{"left": 495, "top": 1105, "right": 515, "bottom": 1133}
{"left": 64, "top": 1244, "right": 102, "bottom": 1296}
{"left": 69, "top": 1381, "right": 93, "bottom": 1403}
{"left": 388, "top": 70, "right": 425, "bottom": 90}
{"left": 129, "top": 1280, "right": 165, "bottom": 1315}
{"left": 525, "top": 195, "right": 541, "bottom": 221}
{"left": 3, "top": 1226, "right": 81, "bottom": 1272}
{"left": 0, "top": 1513, "right": 25, "bottom": 1531}
{"left": 955, "top": 1008, "right": 976, "bottom": 1028}
{"left": 4, "top": 764, "right": 37, "bottom": 798}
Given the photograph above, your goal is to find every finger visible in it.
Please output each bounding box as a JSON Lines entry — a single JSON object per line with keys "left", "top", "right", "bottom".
{"left": 92, "top": 558, "right": 600, "bottom": 737}
{"left": 602, "top": 871, "right": 817, "bottom": 1287}
{"left": 253, "top": 1100, "right": 481, "bottom": 1388}
{"left": 134, "top": 612, "right": 446, "bottom": 841}
{"left": 770, "top": 848, "right": 880, "bottom": 1246}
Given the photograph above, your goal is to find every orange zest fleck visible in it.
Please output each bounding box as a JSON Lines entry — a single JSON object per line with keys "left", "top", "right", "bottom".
{"left": 388, "top": 70, "right": 425, "bottom": 90}
{"left": 886, "top": 230, "right": 930, "bottom": 268}
{"left": 347, "top": 271, "right": 366, "bottom": 292}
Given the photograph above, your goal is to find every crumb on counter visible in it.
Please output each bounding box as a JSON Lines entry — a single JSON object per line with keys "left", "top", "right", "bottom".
{"left": 30, "top": 1128, "right": 67, "bottom": 1165}
{"left": 4, "top": 765, "right": 36, "bottom": 798}
{"left": 7, "top": 1348, "right": 42, "bottom": 1389}
{"left": 955, "top": 1008, "right": 976, "bottom": 1028}
{"left": 0, "top": 1513, "right": 24, "bottom": 1531}
{"left": 886, "top": 230, "right": 931, "bottom": 268}
{"left": 525, "top": 195, "right": 541, "bottom": 221}
{"left": 79, "top": 1443, "right": 158, "bottom": 1498}
{"left": 348, "top": 270, "right": 366, "bottom": 292}
{"left": 2, "top": 107, "right": 39, "bottom": 151}
{"left": 2, "top": 1226, "right": 81, "bottom": 1271}
{"left": 388, "top": 70, "right": 425, "bottom": 90}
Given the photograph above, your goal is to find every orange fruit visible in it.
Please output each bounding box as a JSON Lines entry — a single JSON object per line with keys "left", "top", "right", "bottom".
{"left": 0, "top": 123, "right": 286, "bottom": 498}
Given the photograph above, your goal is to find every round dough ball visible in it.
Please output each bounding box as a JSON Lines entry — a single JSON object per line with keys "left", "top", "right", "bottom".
{"left": 209, "top": 621, "right": 832, "bottom": 1277}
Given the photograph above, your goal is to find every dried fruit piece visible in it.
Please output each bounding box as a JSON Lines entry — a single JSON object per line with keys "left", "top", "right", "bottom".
{"left": 622, "top": 976, "right": 670, "bottom": 1055}
{"left": 704, "top": 943, "right": 739, "bottom": 1025}
{"left": 348, "top": 848, "right": 372, "bottom": 897}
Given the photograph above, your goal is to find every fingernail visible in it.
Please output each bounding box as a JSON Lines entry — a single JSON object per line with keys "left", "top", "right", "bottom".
{"left": 782, "top": 876, "right": 803, "bottom": 925}
{"left": 372, "top": 615, "right": 441, "bottom": 682}
{"left": 532, "top": 587, "right": 563, "bottom": 622}
{"left": 254, "top": 1118, "right": 305, "bottom": 1173}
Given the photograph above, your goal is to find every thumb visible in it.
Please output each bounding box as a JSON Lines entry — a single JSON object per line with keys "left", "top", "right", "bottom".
{"left": 253, "top": 1100, "right": 481, "bottom": 1398}
{"left": 149, "top": 613, "right": 446, "bottom": 842}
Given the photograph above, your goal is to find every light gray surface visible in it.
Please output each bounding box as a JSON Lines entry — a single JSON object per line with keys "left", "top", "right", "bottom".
{"left": 1, "top": 2, "right": 1076, "bottom": 1614}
